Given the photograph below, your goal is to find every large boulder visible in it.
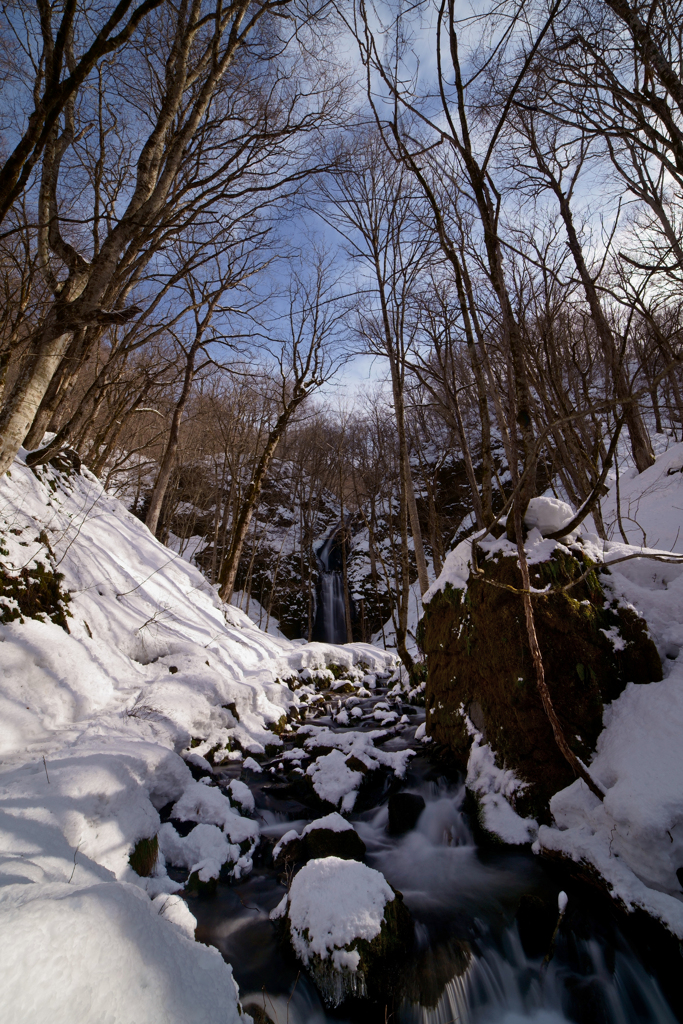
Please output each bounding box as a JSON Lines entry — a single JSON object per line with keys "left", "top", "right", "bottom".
{"left": 273, "top": 812, "right": 366, "bottom": 867}
{"left": 421, "top": 540, "right": 662, "bottom": 818}
{"left": 272, "top": 856, "right": 411, "bottom": 1007}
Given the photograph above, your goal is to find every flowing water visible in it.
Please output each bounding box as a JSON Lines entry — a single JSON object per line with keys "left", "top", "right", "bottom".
{"left": 192, "top": 683, "right": 682, "bottom": 1024}
{"left": 313, "top": 531, "right": 348, "bottom": 645}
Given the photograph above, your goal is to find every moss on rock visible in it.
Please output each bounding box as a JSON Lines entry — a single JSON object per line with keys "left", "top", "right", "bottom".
{"left": 129, "top": 835, "right": 159, "bottom": 877}
{"left": 0, "top": 561, "right": 71, "bottom": 631}
{"left": 422, "top": 544, "right": 662, "bottom": 817}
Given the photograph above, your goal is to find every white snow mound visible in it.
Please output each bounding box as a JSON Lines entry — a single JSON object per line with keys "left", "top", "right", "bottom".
{"left": 284, "top": 856, "right": 395, "bottom": 971}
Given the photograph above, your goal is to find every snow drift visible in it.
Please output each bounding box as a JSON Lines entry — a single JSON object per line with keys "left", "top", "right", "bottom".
{"left": 0, "top": 450, "right": 394, "bottom": 1023}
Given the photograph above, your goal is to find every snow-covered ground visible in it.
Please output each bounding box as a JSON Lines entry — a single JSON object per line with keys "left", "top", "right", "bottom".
{"left": 0, "top": 451, "right": 394, "bottom": 1023}
{"left": 537, "top": 449, "right": 683, "bottom": 938}
{"left": 425, "top": 446, "right": 683, "bottom": 939}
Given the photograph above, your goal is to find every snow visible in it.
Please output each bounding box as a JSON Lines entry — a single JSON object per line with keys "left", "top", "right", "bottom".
{"left": 423, "top": 536, "right": 478, "bottom": 602}
{"left": 534, "top": 448, "right": 683, "bottom": 937}
{"left": 558, "top": 891, "right": 568, "bottom": 915}
{"left": 282, "top": 856, "right": 395, "bottom": 969}
{"left": 171, "top": 780, "right": 258, "bottom": 845}
{"left": 307, "top": 749, "right": 364, "bottom": 811}
{"left": 463, "top": 713, "right": 538, "bottom": 845}
{"left": 523, "top": 496, "right": 574, "bottom": 536}
{"left": 601, "top": 441, "right": 683, "bottom": 551}
{"left": 0, "top": 451, "right": 397, "bottom": 1021}
{"left": 159, "top": 821, "right": 239, "bottom": 882}
{"left": 302, "top": 811, "right": 355, "bottom": 835}
{"left": 298, "top": 722, "right": 414, "bottom": 810}
{"left": 0, "top": 880, "right": 243, "bottom": 1024}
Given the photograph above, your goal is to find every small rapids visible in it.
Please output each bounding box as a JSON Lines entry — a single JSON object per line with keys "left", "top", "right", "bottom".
{"left": 192, "top": 682, "right": 681, "bottom": 1024}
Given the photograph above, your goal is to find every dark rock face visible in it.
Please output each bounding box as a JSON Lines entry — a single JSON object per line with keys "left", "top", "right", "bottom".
{"left": 387, "top": 792, "right": 426, "bottom": 835}
{"left": 421, "top": 545, "right": 662, "bottom": 818}
{"left": 274, "top": 825, "right": 366, "bottom": 867}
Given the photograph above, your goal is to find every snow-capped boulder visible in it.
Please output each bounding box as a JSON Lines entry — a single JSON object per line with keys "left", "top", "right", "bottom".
{"left": 272, "top": 812, "right": 366, "bottom": 866}
{"left": 421, "top": 534, "right": 662, "bottom": 819}
{"left": 271, "top": 856, "right": 411, "bottom": 1007}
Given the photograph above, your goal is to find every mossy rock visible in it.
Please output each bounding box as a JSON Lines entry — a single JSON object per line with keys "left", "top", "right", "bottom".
{"left": 186, "top": 870, "right": 218, "bottom": 896}
{"left": 293, "top": 889, "right": 412, "bottom": 1007}
{"left": 422, "top": 544, "right": 662, "bottom": 818}
{"left": 331, "top": 681, "right": 356, "bottom": 694}
{"left": 129, "top": 835, "right": 158, "bottom": 877}
{"left": 0, "top": 560, "right": 71, "bottom": 631}
{"left": 274, "top": 825, "right": 366, "bottom": 868}
{"left": 268, "top": 715, "right": 288, "bottom": 736}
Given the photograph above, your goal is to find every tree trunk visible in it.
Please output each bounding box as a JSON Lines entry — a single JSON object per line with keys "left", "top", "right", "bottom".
{"left": 145, "top": 342, "right": 198, "bottom": 536}
{"left": 0, "top": 328, "right": 72, "bottom": 475}
{"left": 217, "top": 402, "right": 301, "bottom": 604}
{"left": 23, "top": 328, "right": 90, "bottom": 450}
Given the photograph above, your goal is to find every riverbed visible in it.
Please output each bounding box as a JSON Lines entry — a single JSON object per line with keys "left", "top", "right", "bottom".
{"left": 190, "top": 680, "right": 682, "bottom": 1024}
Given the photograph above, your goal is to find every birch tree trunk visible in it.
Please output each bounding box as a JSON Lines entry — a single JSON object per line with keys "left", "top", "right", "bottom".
{"left": 0, "top": 329, "right": 72, "bottom": 474}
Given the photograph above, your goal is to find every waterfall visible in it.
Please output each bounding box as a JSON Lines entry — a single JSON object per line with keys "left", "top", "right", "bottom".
{"left": 314, "top": 531, "right": 348, "bottom": 644}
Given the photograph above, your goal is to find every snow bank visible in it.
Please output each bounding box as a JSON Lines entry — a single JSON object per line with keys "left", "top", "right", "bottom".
{"left": 601, "top": 440, "right": 683, "bottom": 552}
{"left": 534, "top": 451, "right": 683, "bottom": 937}
{"left": 0, "top": 881, "right": 243, "bottom": 1024}
{"left": 0, "top": 451, "right": 395, "bottom": 1021}
{"left": 463, "top": 714, "right": 538, "bottom": 845}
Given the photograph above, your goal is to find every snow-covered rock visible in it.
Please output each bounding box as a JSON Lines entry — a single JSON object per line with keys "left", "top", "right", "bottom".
{"left": 535, "top": 448, "right": 683, "bottom": 938}
{"left": 272, "top": 812, "right": 366, "bottom": 864}
{"left": 272, "top": 856, "right": 411, "bottom": 1006}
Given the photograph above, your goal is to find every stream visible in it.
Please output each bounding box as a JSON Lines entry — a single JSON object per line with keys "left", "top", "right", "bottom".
{"left": 189, "top": 678, "right": 683, "bottom": 1024}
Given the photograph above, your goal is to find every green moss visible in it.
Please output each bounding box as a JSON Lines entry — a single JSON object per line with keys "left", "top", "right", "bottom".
{"left": 267, "top": 714, "right": 288, "bottom": 736}
{"left": 0, "top": 560, "right": 71, "bottom": 631}
{"left": 422, "top": 544, "right": 662, "bottom": 817}
{"left": 129, "top": 835, "right": 158, "bottom": 877}
{"left": 187, "top": 870, "right": 217, "bottom": 896}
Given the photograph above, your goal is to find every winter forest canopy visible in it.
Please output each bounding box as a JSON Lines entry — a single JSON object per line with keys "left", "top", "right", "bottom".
{"left": 3, "top": 0, "right": 683, "bottom": 668}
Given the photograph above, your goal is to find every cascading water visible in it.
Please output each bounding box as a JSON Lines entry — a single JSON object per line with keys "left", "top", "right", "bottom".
{"left": 191, "top": 680, "right": 681, "bottom": 1024}
{"left": 313, "top": 531, "right": 348, "bottom": 644}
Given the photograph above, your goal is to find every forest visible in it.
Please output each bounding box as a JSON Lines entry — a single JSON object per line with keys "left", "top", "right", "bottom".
{"left": 2, "top": 0, "right": 683, "bottom": 1021}
{"left": 3, "top": 0, "right": 683, "bottom": 662}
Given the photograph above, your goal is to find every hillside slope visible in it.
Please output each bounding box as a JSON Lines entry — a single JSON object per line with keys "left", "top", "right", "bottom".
{"left": 0, "top": 451, "right": 394, "bottom": 1024}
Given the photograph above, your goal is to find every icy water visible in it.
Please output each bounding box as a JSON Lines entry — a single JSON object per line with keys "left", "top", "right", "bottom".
{"left": 192, "top": 685, "right": 682, "bottom": 1024}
